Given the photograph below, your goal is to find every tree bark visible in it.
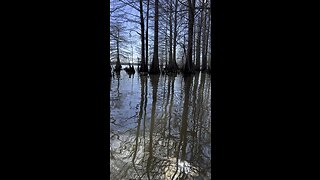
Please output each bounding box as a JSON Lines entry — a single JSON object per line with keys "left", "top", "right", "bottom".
{"left": 115, "top": 27, "right": 121, "bottom": 71}
{"left": 139, "top": 0, "right": 146, "bottom": 72}
{"left": 204, "top": 8, "right": 210, "bottom": 72}
{"left": 167, "top": 0, "right": 178, "bottom": 72}
{"left": 145, "top": 0, "right": 150, "bottom": 72}
{"left": 183, "top": 0, "right": 195, "bottom": 74}
{"left": 209, "top": 0, "right": 212, "bottom": 72}
{"left": 193, "top": 22, "right": 196, "bottom": 66}
{"left": 168, "top": 0, "right": 173, "bottom": 70}
{"left": 207, "top": 9, "right": 211, "bottom": 72}
{"left": 172, "top": 0, "right": 179, "bottom": 70}
{"left": 195, "top": 4, "right": 203, "bottom": 71}
{"left": 201, "top": 1, "right": 208, "bottom": 72}
{"left": 165, "top": 26, "right": 168, "bottom": 68}
{"left": 182, "top": 34, "right": 186, "bottom": 70}
{"left": 150, "top": 0, "right": 160, "bottom": 74}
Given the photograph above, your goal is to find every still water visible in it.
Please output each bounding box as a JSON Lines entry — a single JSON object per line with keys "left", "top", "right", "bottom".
{"left": 110, "top": 68, "right": 212, "bottom": 180}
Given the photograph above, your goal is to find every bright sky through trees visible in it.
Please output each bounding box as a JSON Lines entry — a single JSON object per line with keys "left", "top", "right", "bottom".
{"left": 110, "top": 0, "right": 211, "bottom": 72}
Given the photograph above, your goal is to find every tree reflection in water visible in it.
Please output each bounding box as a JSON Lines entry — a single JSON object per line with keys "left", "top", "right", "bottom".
{"left": 110, "top": 71, "right": 212, "bottom": 180}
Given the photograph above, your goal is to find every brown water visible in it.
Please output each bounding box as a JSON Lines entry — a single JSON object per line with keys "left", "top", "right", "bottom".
{"left": 110, "top": 69, "right": 212, "bottom": 180}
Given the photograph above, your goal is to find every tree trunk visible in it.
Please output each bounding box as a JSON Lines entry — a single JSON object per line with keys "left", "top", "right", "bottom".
{"left": 193, "top": 22, "right": 196, "bottom": 66}
{"left": 183, "top": 0, "right": 195, "bottom": 74}
{"left": 145, "top": 0, "right": 150, "bottom": 72}
{"left": 172, "top": 0, "right": 179, "bottom": 70}
{"left": 115, "top": 28, "right": 121, "bottom": 71}
{"left": 201, "top": 2, "right": 208, "bottom": 72}
{"left": 165, "top": 27, "right": 168, "bottom": 68}
{"left": 195, "top": 4, "right": 203, "bottom": 71}
{"left": 182, "top": 34, "right": 186, "bottom": 70}
{"left": 204, "top": 8, "right": 210, "bottom": 72}
{"left": 165, "top": 7, "right": 168, "bottom": 69}
{"left": 208, "top": 10, "right": 211, "bottom": 73}
{"left": 168, "top": 0, "right": 173, "bottom": 70}
{"left": 139, "top": 0, "right": 146, "bottom": 72}
{"left": 150, "top": 0, "right": 160, "bottom": 74}
{"left": 167, "top": 0, "right": 178, "bottom": 72}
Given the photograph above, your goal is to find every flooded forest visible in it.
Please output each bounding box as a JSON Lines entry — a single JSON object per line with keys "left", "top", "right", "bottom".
{"left": 111, "top": 0, "right": 212, "bottom": 179}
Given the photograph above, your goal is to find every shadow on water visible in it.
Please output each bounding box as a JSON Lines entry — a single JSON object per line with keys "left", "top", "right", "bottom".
{"left": 110, "top": 70, "right": 212, "bottom": 180}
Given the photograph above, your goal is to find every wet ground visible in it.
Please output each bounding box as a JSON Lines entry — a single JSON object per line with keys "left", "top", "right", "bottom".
{"left": 110, "top": 68, "right": 212, "bottom": 180}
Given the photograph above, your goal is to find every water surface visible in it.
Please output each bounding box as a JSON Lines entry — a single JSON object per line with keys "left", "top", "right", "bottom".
{"left": 110, "top": 69, "right": 212, "bottom": 180}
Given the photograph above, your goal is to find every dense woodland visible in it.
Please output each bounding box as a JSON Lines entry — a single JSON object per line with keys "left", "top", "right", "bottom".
{"left": 110, "top": 0, "right": 212, "bottom": 75}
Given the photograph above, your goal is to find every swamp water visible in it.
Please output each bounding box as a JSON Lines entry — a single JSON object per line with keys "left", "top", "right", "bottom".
{"left": 110, "top": 69, "right": 212, "bottom": 180}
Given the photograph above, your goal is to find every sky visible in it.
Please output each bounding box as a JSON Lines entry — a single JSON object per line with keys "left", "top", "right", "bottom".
{"left": 110, "top": 1, "right": 142, "bottom": 64}
{"left": 110, "top": 0, "right": 208, "bottom": 66}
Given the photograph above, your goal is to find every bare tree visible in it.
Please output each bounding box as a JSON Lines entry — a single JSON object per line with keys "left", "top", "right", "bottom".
{"left": 110, "top": 22, "right": 129, "bottom": 71}
{"left": 195, "top": 0, "right": 203, "bottom": 71}
{"left": 145, "top": 0, "right": 150, "bottom": 72}
{"left": 111, "top": 0, "right": 211, "bottom": 74}
{"left": 207, "top": 8, "right": 212, "bottom": 72}
{"left": 166, "top": 0, "right": 179, "bottom": 72}
{"left": 168, "top": 0, "right": 173, "bottom": 71}
{"left": 139, "top": 0, "right": 147, "bottom": 72}
{"left": 150, "top": 0, "right": 160, "bottom": 74}
{"left": 165, "top": 24, "right": 168, "bottom": 68}
{"left": 183, "top": 0, "right": 196, "bottom": 74}
{"left": 201, "top": 0, "right": 209, "bottom": 71}
{"left": 172, "top": 0, "right": 180, "bottom": 71}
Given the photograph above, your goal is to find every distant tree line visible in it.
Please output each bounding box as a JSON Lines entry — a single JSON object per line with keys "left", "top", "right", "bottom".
{"left": 110, "top": 0, "right": 212, "bottom": 74}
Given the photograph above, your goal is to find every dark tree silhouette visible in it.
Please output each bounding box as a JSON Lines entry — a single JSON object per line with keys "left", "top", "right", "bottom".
{"left": 172, "top": 0, "right": 180, "bottom": 71}
{"left": 110, "top": 24, "right": 128, "bottom": 72}
{"left": 183, "top": 0, "right": 196, "bottom": 74}
{"left": 150, "top": 0, "right": 160, "bottom": 74}
{"left": 139, "top": 0, "right": 147, "bottom": 73}
{"left": 145, "top": 0, "right": 150, "bottom": 72}
{"left": 195, "top": 2, "right": 203, "bottom": 71}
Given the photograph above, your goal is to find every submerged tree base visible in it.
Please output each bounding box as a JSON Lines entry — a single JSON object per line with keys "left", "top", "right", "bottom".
{"left": 165, "top": 72, "right": 178, "bottom": 77}
{"left": 149, "top": 69, "right": 160, "bottom": 74}
{"left": 139, "top": 72, "right": 148, "bottom": 76}
{"left": 165, "top": 62, "right": 180, "bottom": 73}
{"left": 182, "top": 68, "right": 196, "bottom": 75}
{"left": 200, "top": 68, "right": 211, "bottom": 74}
{"left": 162, "top": 68, "right": 180, "bottom": 75}
{"left": 194, "top": 65, "right": 201, "bottom": 71}
{"left": 124, "top": 65, "right": 135, "bottom": 74}
{"left": 139, "top": 67, "right": 148, "bottom": 73}
{"left": 114, "top": 68, "right": 121, "bottom": 73}
{"left": 114, "top": 64, "right": 122, "bottom": 73}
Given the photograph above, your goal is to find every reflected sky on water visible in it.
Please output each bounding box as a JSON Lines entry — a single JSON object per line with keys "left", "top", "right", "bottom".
{"left": 110, "top": 69, "right": 212, "bottom": 180}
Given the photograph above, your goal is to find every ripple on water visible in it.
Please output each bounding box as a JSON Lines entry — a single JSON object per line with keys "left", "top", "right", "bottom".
{"left": 110, "top": 70, "right": 212, "bottom": 179}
